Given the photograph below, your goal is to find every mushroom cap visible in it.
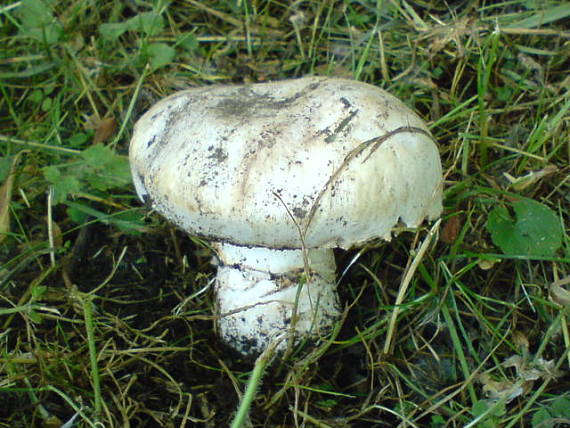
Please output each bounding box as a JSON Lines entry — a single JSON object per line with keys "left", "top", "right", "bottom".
{"left": 130, "top": 76, "right": 442, "bottom": 250}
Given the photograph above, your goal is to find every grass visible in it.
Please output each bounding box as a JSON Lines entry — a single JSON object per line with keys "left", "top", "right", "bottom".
{"left": 1, "top": 0, "right": 569, "bottom": 426}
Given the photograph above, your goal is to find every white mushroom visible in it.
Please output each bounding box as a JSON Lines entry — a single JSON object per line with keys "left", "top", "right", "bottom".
{"left": 129, "top": 76, "right": 443, "bottom": 356}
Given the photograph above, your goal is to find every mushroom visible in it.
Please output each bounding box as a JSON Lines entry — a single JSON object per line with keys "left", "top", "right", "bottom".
{"left": 129, "top": 76, "right": 442, "bottom": 356}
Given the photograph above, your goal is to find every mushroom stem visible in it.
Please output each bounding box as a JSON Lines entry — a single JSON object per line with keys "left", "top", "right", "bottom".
{"left": 214, "top": 243, "right": 341, "bottom": 355}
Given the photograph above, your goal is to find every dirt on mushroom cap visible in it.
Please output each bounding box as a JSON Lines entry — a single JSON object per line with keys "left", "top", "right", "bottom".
{"left": 129, "top": 76, "right": 443, "bottom": 250}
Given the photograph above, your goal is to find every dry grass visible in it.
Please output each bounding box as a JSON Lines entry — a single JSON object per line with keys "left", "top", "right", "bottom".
{"left": 1, "top": 0, "right": 569, "bottom": 427}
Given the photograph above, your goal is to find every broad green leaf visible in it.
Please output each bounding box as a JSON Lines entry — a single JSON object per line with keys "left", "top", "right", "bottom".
{"left": 81, "top": 144, "right": 131, "bottom": 191}
{"left": 126, "top": 12, "right": 164, "bottom": 36}
{"left": 28, "top": 89, "right": 44, "bottom": 104}
{"left": 53, "top": 175, "right": 81, "bottom": 204}
{"left": 68, "top": 132, "right": 91, "bottom": 147}
{"left": 177, "top": 32, "right": 198, "bottom": 51}
{"left": 43, "top": 166, "right": 81, "bottom": 204}
{"left": 15, "top": 0, "right": 62, "bottom": 44}
{"left": 471, "top": 400, "right": 505, "bottom": 428}
{"left": 31, "top": 285, "right": 47, "bottom": 299}
{"left": 99, "top": 12, "right": 164, "bottom": 41}
{"left": 41, "top": 97, "right": 52, "bottom": 111}
{"left": 146, "top": 43, "right": 175, "bottom": 71}
{"left": 19, "top": 25, "right": 62, "bottom": 44}
{"left": 531, "top": 408, "right": 553, "bottom": 428}
{"left": 430, "top": 415, "right": 445, "bottom": 428}
{"left": 487, "top": 198, "right": 562, "bottom": 258}
{"left": 81, "top": 143, "right": 113, "bottom": 167}
{"left": 67, "top": 204, "right": 89, "bottom": 224}
{"left": 43, "top": 165, "right": 61, "bottom": 182}
{"left": 28, "top": 308, "right": 43, "bottom": 323}
{"left": 15, "top": 0, "right": 55, "bottom": 27}
{"left": 99, "top": 22, "right": 130, "bottom": 41}
{"left": 102, "top": 155, "right": 132, "bottom": 185}
{"left": 550, "top": 396, "right": 570, "bottom": 418}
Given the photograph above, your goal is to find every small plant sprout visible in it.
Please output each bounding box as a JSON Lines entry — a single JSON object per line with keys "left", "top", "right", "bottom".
{"left": 129, "top": 76, "right": 443, "bottom": 356}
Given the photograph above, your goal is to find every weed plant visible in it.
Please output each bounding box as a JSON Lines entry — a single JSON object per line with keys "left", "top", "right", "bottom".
{"left": 1, "top": 0, "right": 569, "bottom": 427}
